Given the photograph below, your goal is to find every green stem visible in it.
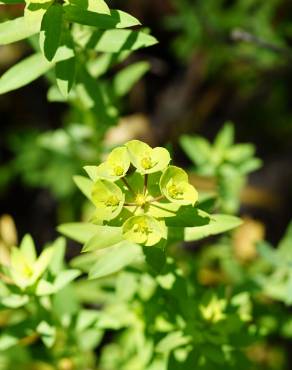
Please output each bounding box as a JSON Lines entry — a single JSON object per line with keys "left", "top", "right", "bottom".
{"left": 150, "top": 195, "right": 165, "bottom": 203}
{"left": 144, "top": 174, "right": 148, "bottom": 195}
{"left": 122, "top": 178, "right": 136, "bottom": 195}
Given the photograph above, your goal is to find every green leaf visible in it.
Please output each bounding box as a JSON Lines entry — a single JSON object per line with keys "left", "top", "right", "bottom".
{"left": 225, "top": 144, "right": 255, "bottom": 164}
{"left": 58, "top": 222, "right": 103, "bottom": 243}
{"left": 143, "top": 243, "right": 166, "bottom": 274}
{"left": 40, "top": 4, "right": 64, "bottom": 61}
{"left": 180, "top": 135, "right": 211, "bottom": 166}
{"left": 48, "top": 237, "right": 66, "bottom": 274}
{"left": 54, "top": 269, "right": 81, "bottom": 291}
{"left": 278, "top": 220, "right": 292, "bottom": 259}
{"left": 70, "top": 0, "right": 110, "bottom": 14}
{"left": 24, "top": 1, "right": 51, "bottom": 33}
{"left": 19, "top": 234, "right": 36, "bottom": 265}
{"left": 73, "top": 175, "right": 94, "bottom": 201}
{"left": 56, "top": 56, "right": 76, "bottom": 96}
{"left": 156, "top": 331, "right": 190, "bottom": 354}
{"left": 89, "top": 242, "right": 143, "bottom": 279}
{"left": 0, "top": 53, "right": 53, "bottom": 94}
{"left": 165, "top": 207, "right": 210, "bottom": 227}
{"left": 89, "top": 29, "right": 158, "bottom": 53}
{"left": 64, "top": 6, "right": 140, "bottom": 29}
{"left": 184, "top": 214, "right": 242, "bottom": 241}
{"left": 37, "top": 321, "right": 56, "bottom": 348}
{"left": 113, "top": 61, "right": 150, "bottom": 97}
{"left": 82, "top": 226, "right": 123, "bottom": 252}
{"left": 30, "top": 246, "right": 55, "bottom": 283}
{"left": 1, "top": 294, "right": 29, "bottom": 308}
{"left": 0, "top": 17, "right": 39, "bottom": 45}
{"left": 214, "top": 122, "right": 234, "bottom": 150}
{"left": 0, "top": 334, "right": 18, "bottom": 351}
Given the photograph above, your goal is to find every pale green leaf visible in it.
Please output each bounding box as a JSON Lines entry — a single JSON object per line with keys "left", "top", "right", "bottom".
{"left": 19, "top": 234, "right": 36, "bottom": 264}
{"left": 58, "top": 222, "right": 102, "bottom": 243}
{"left": 184, "top": 214, "right": 242, "bottom": 241}
{"left": 180, "top": 135, "right": 211, "bottom": 166}
{"left": 214, "top": 122, "right": 234, "bottom": 150}
{"left": 90, "top": 29, "right": 158, "bottom": 53}
{"left": 82, "top": 226, "right": 123, "bottom": 252}
{"left": 113, "top": 61, "right": 150, "bottom": 97}
{"left": 89, "top": 242, "right": 143, "bottom": 279}
{"left": 0, "top": 53, "right": 53, "bottom": 94}
{"left": 0, "top": 17, "right": 39, "bottom": 45}
{"left": 73, "top": 175, "right": 94, "bottom": 201}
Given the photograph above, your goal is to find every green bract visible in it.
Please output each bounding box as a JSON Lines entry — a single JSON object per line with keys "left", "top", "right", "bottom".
{"left": 84, "top": 146, "right": 130, "bottom": 181}
{"left": 92, "top": 179, "right": 124, "bottom": 221}
{"left": 122, "top": 215, "right": 167, "bottom": 246}
{"left": 160, "top": 166, "right": 198, "bottom": 205}
{"left": 126, "top": 140, "right": 170, "bottom": 174}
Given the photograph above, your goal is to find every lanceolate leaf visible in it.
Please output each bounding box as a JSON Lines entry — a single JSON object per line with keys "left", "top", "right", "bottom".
{"left": 40, "top": 4, "right": 64, "bottom": 61}
{"left": 0, "top": 17, "right": 40, "bottom": 45}
{"left": 0, "top": 53, "right": 53, "bottom": 95}
{"left": 58, "top": 223, "right": 104, "bottom": 244}
{"left": 89, "top": 242, "right": 143, "bottom": 279}
{"left": 184, "top": 214, "right": 242, "bottom": 242}
{"left": 113, "top": 61, "right": 150, "bottom": 97}
{"left": 82, "top": 226, "right": 123, "bottom": 252}
{"left": 70, "top": 0, "right": 110, "bottom": 14}
{"left": 89, "top": 29, "right": 158, "bottom": 53}
{"left": 64, "top": 6, "right": 141, "bottom": 29}
{"left": 56, "top": 56, "right": 76, "bottom": 96}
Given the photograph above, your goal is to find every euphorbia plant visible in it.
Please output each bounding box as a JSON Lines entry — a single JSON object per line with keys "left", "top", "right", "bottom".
{"left": 59, "top": 140, "right": 242, "bottom": 278}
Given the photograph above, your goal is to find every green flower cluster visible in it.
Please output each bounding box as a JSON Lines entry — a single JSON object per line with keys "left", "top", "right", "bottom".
{"left": 84, "top": 140, "right": 198, "bottom": 246}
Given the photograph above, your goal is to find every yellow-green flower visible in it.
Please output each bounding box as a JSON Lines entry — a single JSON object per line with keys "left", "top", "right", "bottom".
{"left": 85, "top": 146, "right": 130, "bottom": 181}
{"left": 126, "top": 140, "right": 170, "bottom": 174}
{"left": 92, "top": 179, "right": 125, "bottom": 222}
{"left": 160, "top": 166, "right": 198, "bottom": 206}
{"left": 122, "top": 215, "right": 167, "bottom": 246}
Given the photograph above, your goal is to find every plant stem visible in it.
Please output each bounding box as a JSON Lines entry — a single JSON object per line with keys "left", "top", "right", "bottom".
{"left": 122, "top": 178, "right": 136, "bottom": 195}
{"left": 144, "top": 174, "right": 148, "bottom": 195}
{"left": 150, "top": 195, "right": 165, "bottom": 203}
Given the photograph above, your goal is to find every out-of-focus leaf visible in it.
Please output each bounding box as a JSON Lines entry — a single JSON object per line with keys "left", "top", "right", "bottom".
{"left": 0, "top": 17, "right": 39, "bottom": 45}
{"left": 113, "top": 61, "right": 150, "bottom": 97}
{"left": 89, "top": 242, "right": 143, "bottom": 279}
{"left": 73, "top": 175, "right": 93, "bottom": 201}
{"left": 82, "top": 226, "right": 123, "bottom": 252}
{"left": 0, "top": 53, "right": 53, "bottom": 94}
{"left": 89, "top": 29, "right": 158, "bottom": 53}
{"left": 58, "top": 222, "right": 102, "bottom": 243}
